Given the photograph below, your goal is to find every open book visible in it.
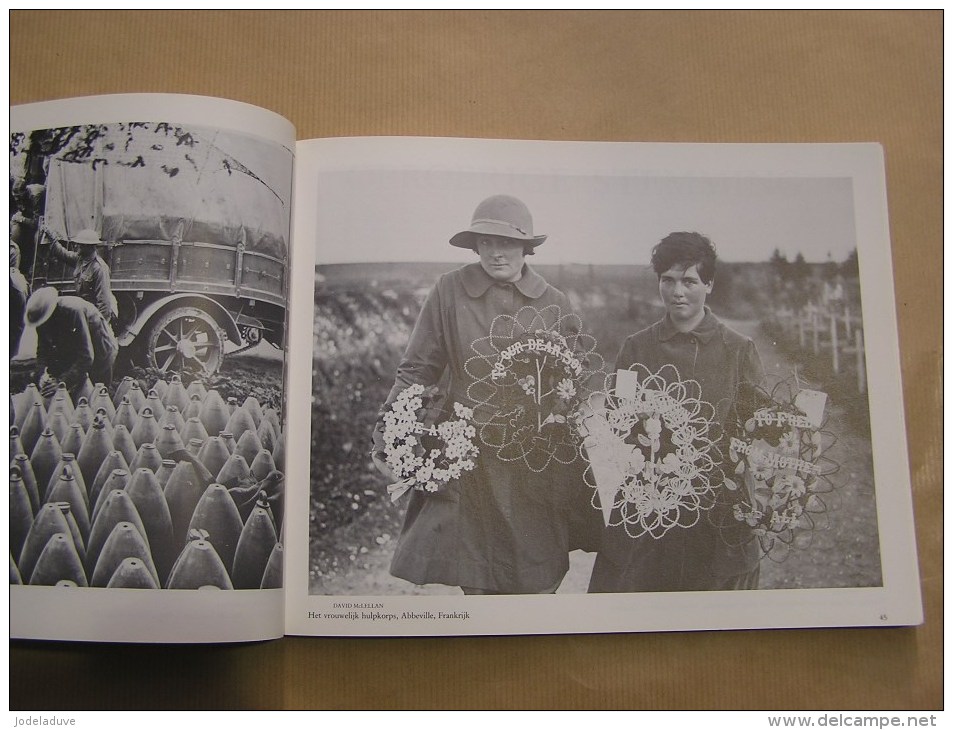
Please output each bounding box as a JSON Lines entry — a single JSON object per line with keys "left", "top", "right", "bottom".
{"left": 9, "top": 94, "right": 922, "bottom": 642}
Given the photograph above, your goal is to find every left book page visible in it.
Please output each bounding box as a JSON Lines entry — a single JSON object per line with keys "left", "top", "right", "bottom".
{"left": 9, "top": 94, "right": 294, "bottom": 642}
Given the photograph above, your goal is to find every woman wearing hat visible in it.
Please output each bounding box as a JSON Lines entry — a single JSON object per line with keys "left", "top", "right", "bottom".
{"left": 40, "top": 224, "right": 117, "bottom": 325}
{"left": 371, "top": 194, "right": 584, "bottom": 595}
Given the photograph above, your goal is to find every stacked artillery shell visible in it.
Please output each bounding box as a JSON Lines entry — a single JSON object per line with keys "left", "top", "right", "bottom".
{"left": 260, "top": 542, "right": 283, "bottom": 589}
{"left": 10, "top": 466, "right": 34, "bottom": 560}
{"left": 111, "top": 424, "right": 137, "bottom": 466}
{"left": 60, "top": 423, "right": 86, "bottom": 459}
{"left": 90, "top": 521, "right": 158, "bottom": 588}
{"left": 130, "top": 442, "right": 163, "bottom": 473}
{"left": 45, "top": 462, "right": 90, "bottom": 540}
{"left": 10, "top": 374, "right": 284, "bottom": 590}
{"left": 10, "top": 426, "right": 25, "bottom": 459}
{"left": 87, "top": 489, "right": 149, "bottom": 575}
{"left": 232, "top": 497, "right": 278, "bottom": 589}
{"left": 106, "top": 557, "right": 159, "bottom": 589}
{"left": 188, "top": 483, "right": 244, "bottom": 570}
{"left": 125, "top": 468, "right": 176, "bottom": 584}
{"left": 89, "top": 452, "right": 130, "bottom": 509}
{"left": 166, "top": 533, "right": 233, "bottom": 590}
{"left": 20, "top": 403, "right": 48, "bottom": 459}
{"left": 12, "top": 454, "right": 40, "bottom": 513}
{"left": 31, "top": 532, "right": 87, "bottom": 587}
{"left": 71, "top": 398, "right": 94, "bottom": 433}
{"left": 30, "top": 428, "right": 62, "bottom": 502}
{"left": 113, "top": 396, "right": 138, "bottom": 433}
{"left": 155, "top": 460, "right": 176, "bottom": 490}
{"left": 164, "top": 461, "right": 206, "bottom": 549}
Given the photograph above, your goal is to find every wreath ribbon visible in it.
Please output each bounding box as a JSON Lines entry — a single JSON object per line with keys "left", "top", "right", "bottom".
{"left": 387, "top": 478, "right": 414, "bottom": 503}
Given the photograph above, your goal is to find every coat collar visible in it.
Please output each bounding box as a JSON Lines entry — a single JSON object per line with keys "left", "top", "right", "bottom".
{"left": 460, "top": 262, "right": 548, "bottom": 299}
{"left": 658, "top": 306, "right": 720, "bottom": 343}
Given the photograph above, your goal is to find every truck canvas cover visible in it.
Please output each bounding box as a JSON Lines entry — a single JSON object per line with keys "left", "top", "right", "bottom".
{"left": 43, "top": 125, "right": 288, "bottom": 260}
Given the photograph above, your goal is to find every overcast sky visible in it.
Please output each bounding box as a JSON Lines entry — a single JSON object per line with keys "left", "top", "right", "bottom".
{"left": 312, "top": 169, "right": 857, "bottom": 266}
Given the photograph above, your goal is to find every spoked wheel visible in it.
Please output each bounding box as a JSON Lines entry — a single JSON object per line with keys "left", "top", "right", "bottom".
{"left": 144, "top": 307, "right": 225, "bottom": 376}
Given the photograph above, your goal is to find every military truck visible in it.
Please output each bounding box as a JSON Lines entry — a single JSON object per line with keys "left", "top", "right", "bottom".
{"left": 33, "top": 144, "right": 289, "bottom": 377}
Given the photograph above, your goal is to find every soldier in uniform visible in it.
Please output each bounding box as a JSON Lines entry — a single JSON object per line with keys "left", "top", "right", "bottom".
{"left": 25, "top": 287, "right": 118, "bottom": 399}
{"left": 40, "top": 225, "right": 117, "bottom": 326}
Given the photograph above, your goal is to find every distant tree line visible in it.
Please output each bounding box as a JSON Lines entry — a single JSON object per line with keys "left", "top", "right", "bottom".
{"left": 768, "top": 247, "right": 860, "bottom": 310}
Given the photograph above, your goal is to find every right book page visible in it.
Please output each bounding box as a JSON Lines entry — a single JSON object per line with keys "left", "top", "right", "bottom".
{"left": 284, "top": 136, "right": 921, "bottom": 636}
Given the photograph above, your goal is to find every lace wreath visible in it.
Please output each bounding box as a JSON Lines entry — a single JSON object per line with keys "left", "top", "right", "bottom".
{"left": 580, "top": 363, "right": 720, "bottom": 540}
{"left": 464, "top": 305, "right": 603, "bottom": 473}
{"left": 382, "top": 384, "right": 480, "bottom": 501}
{"left": 711, "top": 376, "right": 839, "bottom": 561}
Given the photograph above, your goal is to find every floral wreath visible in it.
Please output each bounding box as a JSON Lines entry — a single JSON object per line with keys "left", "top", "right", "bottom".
{"left": 381, "top": 384, "right": 480, "bottom": 501}
{"left": 579, "top": 363, "right": 720, "bottom": 540}
{"left": 464, "top": 305, "right": 604, "bottom": 473}
{"left": 710, "top": 375, "right": 839, "bottom": 561}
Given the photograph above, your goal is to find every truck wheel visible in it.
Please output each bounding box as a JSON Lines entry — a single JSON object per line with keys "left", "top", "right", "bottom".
{"left": 144, "top": 307, "right": 224, "bottom": 376}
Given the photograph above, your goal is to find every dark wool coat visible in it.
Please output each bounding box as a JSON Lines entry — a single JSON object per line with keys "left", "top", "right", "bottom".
{"left": 374, "top": 263, "right": 587, "bottom": 593}
{"left": 588, "top": 308, "right": 764, "bottom": 593}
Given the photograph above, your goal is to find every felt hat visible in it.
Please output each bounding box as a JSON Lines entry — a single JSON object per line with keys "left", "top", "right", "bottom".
{"left": 449, "top": 195, "right": 547, "bottom": 250}
{"left": 25, "top": 287, "right": 59, "bottom": 327}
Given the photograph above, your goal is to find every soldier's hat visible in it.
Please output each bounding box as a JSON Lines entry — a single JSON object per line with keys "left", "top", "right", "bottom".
{"left": 70, "top": 229, "right": 103, "bottom": 246}
{"left": 25, "top": 287, "right": 59, "bottom": 327}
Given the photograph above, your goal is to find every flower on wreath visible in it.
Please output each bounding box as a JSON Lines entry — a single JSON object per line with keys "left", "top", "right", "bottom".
{"left": 623, "top": 444, "right": 646, "bottom": 475}
{"left": 774, "top": 473, "right": 806, "bottom": 500}
{"left": 671, "top": 425, "right": 698, "bottom": 448}
{"left": 778, "top": 429, "right": 799, "bottom": 455}
{"left": 733, "top": 502, "right": 764, "bottom": 528}
{"left": 658, "top": 451, "right": 681, "bottom": 475}
{"left": 453, "top": 403, "right": 474, "bottom": 420}
{"left": 382, "top": 384, "right": 480, "bottom": 501}
{"left": 644, "top": 415, "right": 662, "bottom": 442}
{"left": 749, "top": 460, "right": 776, "bottom": 483}
{"left": 555, "top": 378, "right": 576, "bottom": 401}
{"left": 747, "top": 439, "right": 777, "bottom": 482}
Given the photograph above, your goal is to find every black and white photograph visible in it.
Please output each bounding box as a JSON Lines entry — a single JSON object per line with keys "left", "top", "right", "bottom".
{"left": 291, "top": 137, "right": 919, "bottom": 635}
{"left": 10, "top": 115, "right": 290, "bottom": 595}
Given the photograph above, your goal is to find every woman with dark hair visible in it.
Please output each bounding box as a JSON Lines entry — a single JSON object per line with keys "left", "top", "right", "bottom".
{"left": 371, "top": 195, "right": 583, "bottom": 595}
{"left": 589, "top": 231, "right": 765, "bottom": 593}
